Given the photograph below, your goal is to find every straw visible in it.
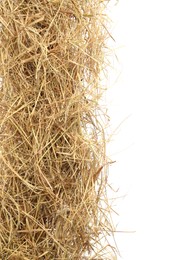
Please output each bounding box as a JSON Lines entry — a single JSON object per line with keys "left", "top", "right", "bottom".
{"left": 0, "top": 0, "right": 116, "bottom": 258}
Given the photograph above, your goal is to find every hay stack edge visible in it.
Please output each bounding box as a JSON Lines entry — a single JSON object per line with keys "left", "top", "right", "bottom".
{"left": 0, "top": 0, "right": 116, "bottom": 259}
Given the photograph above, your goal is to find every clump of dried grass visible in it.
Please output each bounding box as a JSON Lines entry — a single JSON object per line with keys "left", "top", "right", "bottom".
{"left": 0, "top": 0, "right": 116, "bottom": 259}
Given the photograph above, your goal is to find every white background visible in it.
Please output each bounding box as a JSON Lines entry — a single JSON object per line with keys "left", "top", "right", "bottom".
{"left": 106, "top": 0, "right": 183, "bottom": 259}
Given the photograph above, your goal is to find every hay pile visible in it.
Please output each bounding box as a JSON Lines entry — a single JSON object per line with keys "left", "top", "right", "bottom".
{"left": 0, "top": 0, "right": 116, "bottom": 259}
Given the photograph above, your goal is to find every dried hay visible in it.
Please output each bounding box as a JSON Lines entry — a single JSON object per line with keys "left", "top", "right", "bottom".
{"left": 0, "top": 0, "right": 116, "bottom": 259}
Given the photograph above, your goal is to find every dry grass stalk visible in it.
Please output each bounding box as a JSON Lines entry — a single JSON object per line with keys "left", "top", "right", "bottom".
{"left": 0, "top": 0, "right": 116, "bottom": 259}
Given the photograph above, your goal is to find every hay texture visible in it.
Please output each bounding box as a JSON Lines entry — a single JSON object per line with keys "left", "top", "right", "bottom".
{"left": 0, "top": 0, "right": 115, "bottom": 259}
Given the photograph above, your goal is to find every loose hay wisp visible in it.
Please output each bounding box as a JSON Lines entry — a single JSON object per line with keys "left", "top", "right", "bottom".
{"left": 0, "top": 0, "right": 116, "bottom": 259}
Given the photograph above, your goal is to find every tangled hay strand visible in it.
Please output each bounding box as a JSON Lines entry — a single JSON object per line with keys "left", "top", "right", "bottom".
{"left": 0, "top": 0, "right": 116, "bottom": 259}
